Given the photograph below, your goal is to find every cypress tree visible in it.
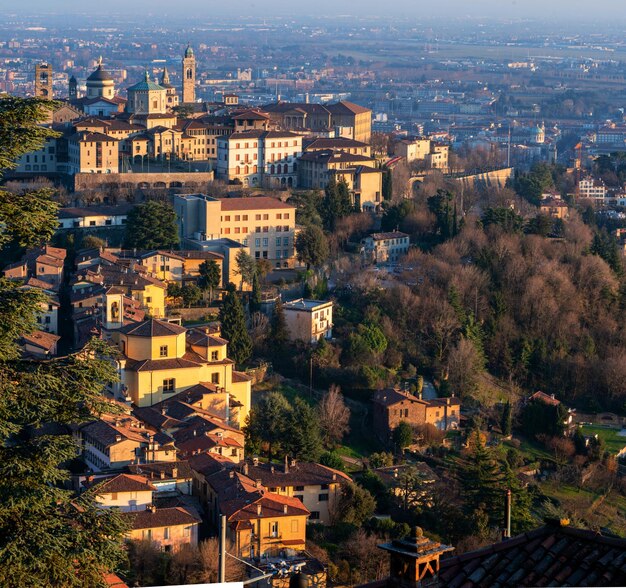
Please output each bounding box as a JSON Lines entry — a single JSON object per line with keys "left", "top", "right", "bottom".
{"left": 219, "top": 286, "right": 252, "bottom": 367}
{"left": 270, "top": 300, "right": 289, "bottom": 355}
{"left": 250, "top": 272, "right": 262, "bottom": 313}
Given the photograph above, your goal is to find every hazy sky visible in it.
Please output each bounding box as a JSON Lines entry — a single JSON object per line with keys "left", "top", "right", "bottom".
{"left": 1, "top": 0, "right": 626, "bottom": 20}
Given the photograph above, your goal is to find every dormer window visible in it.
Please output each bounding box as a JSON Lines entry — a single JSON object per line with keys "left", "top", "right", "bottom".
{"left": 159, "top": 345, "right": 168, "bottom": 358}
{"left": 211, "top": 350, "right": 218, "bottom": 361}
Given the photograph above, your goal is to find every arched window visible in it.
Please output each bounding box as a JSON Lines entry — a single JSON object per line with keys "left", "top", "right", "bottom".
{"left": 186, "top": 68, "right": 193, "bottom": 79}
{"left": 244, "top": 165, "right": 249, "bottom": 174}
{"left": 235, "top": 166, "right": 241, "bottom": 175}
{"left": 270, "top": 164, "right": 275, "bottom": 174}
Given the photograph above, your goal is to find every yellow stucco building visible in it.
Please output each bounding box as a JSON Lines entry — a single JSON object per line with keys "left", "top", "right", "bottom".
{"left": 104, "top": 315, "right": 251, "bottom": 428}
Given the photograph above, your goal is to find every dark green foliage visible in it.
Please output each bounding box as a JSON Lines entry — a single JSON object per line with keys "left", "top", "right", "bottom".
{"left": 219, "top": 287, "right": 252, "bottom": 367}
{"left": 181, "top": 283, "right": 202, "bottom": 308}
{"left": 393, "top": 421, "right": 414, "bottom": 450}
{"left": 521, "top": 399, "right": 568, "bottom": 439}
{"left": 382, "top": 169, "right": 393, "bottom": 200}
{"left": 167, "top": 282, "right": 183, "bottom": 300}
{"left": 0, "top": 97, "right": 128, "bottom": 586}
{"left": 245, "top": 392, "right": 291, "bottom": 461}
{"left": 198, "top": 260, "right": 221, "bottom": 302}
{"left": 322, "top": 178, "right": 353, "bottom": 231}
{"left": 459, "top": 432, "right": 505, "bottom": 527}
{"left": 481, "top": 207, "right": 524, "bottom": 233}
{"left": 512, "top": 162, "right": 555, "bottom": 205}
{"left": 289, "top": 190, "right": 324, "bottom": 228}
{"left": 295, "top": 224, "right": 329, "bottom": 269}
{"left": 269, "top": 301, "right": 289, "bottom": 357}
{"left": 336, "top": 482, "right": 376, "bottom": 526}
{"left": 525, "top": 213, "right": 557, "bottom": 237}
{"left": 427, "top": 190, "right": 458, "bottom": 240}
{"left": 123, "top": 200, "right": 179, "bottom": 250}
{"left": 235, "top": 250, "right": 256, "bottom": 290}
{"left": 250, "top": 272, "right": 262, "bottom": 313}
{"left": 285, "top": 397, "right": 323, "bottom": 462}
{"left": 246, "top": 392, "right": 323, "bottom": 462}
{"left": 501, "top": 401, "right": 512, "bottom": 437}
{"left": 381, "top": 199, "right": 414, "bottom": 232}
{"left": 590, "top": 230, "right": 623, "bottom": 276}
{"left": 320, "top": 451, "right": 345, "bottom": 471}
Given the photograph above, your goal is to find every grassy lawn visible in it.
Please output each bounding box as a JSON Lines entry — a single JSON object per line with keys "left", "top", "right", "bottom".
{"left": 580, "top": 425, "right": 626, "bottom": 456}
{"left": 500, "top": 437, "right": 554, "bottom": 465}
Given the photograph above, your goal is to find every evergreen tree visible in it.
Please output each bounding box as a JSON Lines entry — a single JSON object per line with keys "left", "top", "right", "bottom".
{"left": 245, "top": 392, "right": 290, "bottom": 461}
{"left": 382, "top": 169, "right": 393, "bottom": 201}
{"left": 295, "top": 224, "right": 329, "bottom": 269}
{"left": 123, "top": 201, "right": 179, "bottom": 250}
{"left": 235, "top": 250, "right": 256, "bottom": 291}
{"left": 393, "top": 421, "right": 414, "bottom": 451}
{"left": 0, "top": 96, "right": 128, "bottom": 586}
{"left": 269, "top": 301, "right": 289, "bottom": 356}
{"left": 182, "top": 283, "right": 202, "bottom": 308}
{"left": 501, "top": 401, "right": 513, "bottom": 437}
{"left": 250, "top": 272, "right": 262, "bottom": 313}
{"left": 459, "top": 431, "right": 505, "bottom": 527}
{"left": 285, "top": 397, "right": 322, "bottom": 462}
{"left": 198, "top": 260, "right": 221, "bottom": 302}
{"left": 322, "top": 178, "right": 353, "bottom": 231}
{"left": 219, "top": 286, "right": 252, "bottom": 367}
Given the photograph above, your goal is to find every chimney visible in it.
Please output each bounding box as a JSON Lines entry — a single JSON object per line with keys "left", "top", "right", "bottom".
{"left": 242, "top": 462, "right": 249, "bottom": 476}
{"left": 115, "top": 434, "right": 122, "bottom": 442}
{"left": 271, "top": 466, "right": 275, "bottom": 474}
{"left": 284, "top": 455, "right": 289, "bottom": 474}
{"left": 283, "top": 504, "right": 288, "bottom": 514}
{"left": 446, "top": 397, "right": 451, "bottom": 406}
{"left": 172, "top": 467, "right": 178, "bottom": 478}
{"left": 146, "top": 504, "right": 156, "bottom": 513}
{"left": 290, "top": 458, "right": 296, "bottom": 468}
{"left": 229, "top": 470, "right": 235, "bottom": 478}
{"left": 257, "top": 503, "right": 262, "bottom": 516}
{"left": 255, "top": 479, "right": 262, "bottom": 487}
{"left": 379, "top": 527, "right": 454, "bottom": 586}
{"left": 418, "top": 391, "right": 423, "bottom": 400}
{"left": 253, "top": 456, "right": 259, "bottom": 466}
{"left": 503, "top": 489, "right": 512, "bottom": 539}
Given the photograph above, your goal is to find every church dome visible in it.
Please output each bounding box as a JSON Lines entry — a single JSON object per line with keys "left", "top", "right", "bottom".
{"left": 184, "top": 45, "right": 194, "bottom": 58}
{"left": 87, "top": 64, "right": 113, "bottom": 83}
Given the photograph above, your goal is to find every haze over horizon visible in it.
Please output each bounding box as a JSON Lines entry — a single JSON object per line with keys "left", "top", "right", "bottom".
{"left": 1, "top": 0, "right": 626, "bottom": 21}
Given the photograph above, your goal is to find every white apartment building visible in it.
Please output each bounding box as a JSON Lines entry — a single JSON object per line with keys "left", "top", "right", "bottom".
{"left": 216, "top": 130, "right": 303, "bottom": 188}
{"left": 578, "top": 178, "right": 607, "bottom": 200}
{"left": 362, "top": 232, "right": 410, "bottom": 264}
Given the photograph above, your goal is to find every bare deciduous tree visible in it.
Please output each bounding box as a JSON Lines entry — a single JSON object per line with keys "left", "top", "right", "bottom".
{"left": 318, "top": 384, "right": 350, "bottom": 448}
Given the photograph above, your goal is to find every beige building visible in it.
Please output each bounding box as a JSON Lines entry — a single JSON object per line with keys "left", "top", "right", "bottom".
{"left": 243, "top": 458, "right": 350, "bottom": 525}
{"left": 362, "top": 232, "right": 410, "bottom": 264}
{"left": 283, "top": 299, "right": 333, "bottom": 344}
{"left": 68, "top": 131, "right": 119, "bottom": 174}
{"left": 85, "top": 59, "right": 115, "bottom": 100}
{"left": 263, "top": 100, "right": 372, "bottom": 143}
{"left": 298, "top": 149, "right": 382, "bottom": 210}
{"left": 176, "top": 194, "right": 297, "bottom": 268}
{"left": 394, "top": 138, "right": 431, "bottom": 162}
{"left": 126, "top": 71, "right": 168, "bottom": 115}
{"left": 426, "top": 145, "right": 449, "bottom": 170}
{"left": 304, "top": 137, "right": 371, "bottom": 157}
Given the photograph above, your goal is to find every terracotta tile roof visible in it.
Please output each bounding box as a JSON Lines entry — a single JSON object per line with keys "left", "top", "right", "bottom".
{"left": 177, "top": 431, "right": 243, "bottom": 455}
{"left": 369, "top": 231, "right": 410, "bottom": 241}
{"left": 304, "top": 137, "right": 369, "bottom": 150}
{"left": 128, "top": 461, "right": 193, "bottom": 480}
{"left": 132, "top": 406, "right": 186, "bottom": 431}
{"left": 232, "top": 371, "right": 253, "bottom": 383}
{"left": 119, "top": 319, "right": 186, "bottom": 338}
{"left": 103, "top": 572, "right": 129, "bottom": 588}
{"left": 21, "top": 330, "right": 60, "bottom": 351}
{"left": 373, "top": 388, "right": 426, "bottom": 407}
{"left": 226, "top": 493, "right": 310, "bottom": 523}
{"left": 187, "top": 329, "right": 228, "bottom": 348}
{"left": 22, "top": 277, "right": 58, "bottom": 291}
{"left": 93, "top": 473, "right": 156, "bottom": 494}
{"left": 123, "top": 506, "right": 201, "bottom": 530}
{"left": 437, "top": 522, "right": 626, "bottom": 587}
{"left": 188, "top": 452, "right": 236, "bottom": 476}
{"left": 36, "top": 254, "right": 64, "bottom": 268}
{"left": 530, "top": 391, "right": 561, "bottom": 406}
{"left": 125, "top": 357, "right": 202, "bottom": 372}
{"left": 218, "top": 196, "right": 295, "bottom": 211}
{"left": 243, "top": 460, "right": 351, "bottom": 488}
{"left": 326, "top": 100, "right": 372, "bottom": 115}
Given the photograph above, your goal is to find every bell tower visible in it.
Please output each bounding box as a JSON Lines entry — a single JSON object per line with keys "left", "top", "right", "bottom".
{"left": 69, "top": 75, "right": 78, "bottom": 101}
{"left": 182, "top": 44, "right": 196, "bottom": 104}
{"left": 102, "top": 287, "right": 124, "bottom": 332}
{"left": 35, "top": 63, "right": 53, "bottom": 99}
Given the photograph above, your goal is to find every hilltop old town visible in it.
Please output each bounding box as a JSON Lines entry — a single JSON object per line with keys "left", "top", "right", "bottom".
{"left": 2, "top": 5, "right": 626, "bottom": 588}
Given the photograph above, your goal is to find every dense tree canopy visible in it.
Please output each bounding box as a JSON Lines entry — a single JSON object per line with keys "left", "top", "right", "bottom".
{"left": 219, "top": 286, "right": 252, "bottom": 367}
{"left": 123, "top": 200, "right": 179, "bottom": 250}
{"left": 0, "top": 97, "right": 128, "bottom": 587}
